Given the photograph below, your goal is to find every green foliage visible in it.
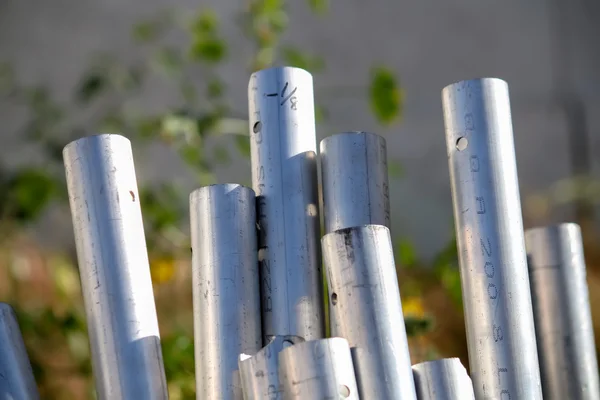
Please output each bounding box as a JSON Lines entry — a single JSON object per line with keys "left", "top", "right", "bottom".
{"left": 396, "top": 238, "right": 417, "bottom": 268}
{"left": 308, "top": 0, "right": 330, "bottom": 14}
{"left": 433, "top": 236, "right": 463, "bottom": 306}
{"left": 370, "top": 67, "right": 403, "bottom": 125}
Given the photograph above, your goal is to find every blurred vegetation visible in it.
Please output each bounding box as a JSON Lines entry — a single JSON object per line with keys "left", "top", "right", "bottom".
{"left": 0, "top": 1, "right": 469, "bottom": 399}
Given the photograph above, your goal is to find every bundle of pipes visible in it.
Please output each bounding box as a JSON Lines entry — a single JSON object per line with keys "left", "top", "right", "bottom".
{"left": 0, "top": 68, "right": 599, "bottom": 400}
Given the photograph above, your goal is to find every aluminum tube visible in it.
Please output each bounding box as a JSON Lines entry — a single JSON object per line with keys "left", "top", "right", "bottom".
{"left": 63, "top": 134, "right": 167, "bottom": 400}
{"left": 412, "top": 358, "right": 475, "bottom": 400}
{"left": 278, "top": 337, "right": 359, "bottom": 400}
{"left": 442, "top": 78, "right": 542, "bottom": 399}
{"left": 0, "top": 303, "right": 39, "bottom": 400}
{"left": 238, "top": 335, "right": 304, "bottom": 400}
{"left": 321, "top": 225, "right": 416, "bottom": 400}
{"left": 190, "top": 184, "right": 262, "bottom": 400}
{"left": 525, "top": 223, "right": 600, "bottom": 400}
{"left": 320, "top": 131, "right": 390, "bottom": 234}
{"left": 248, "top": 66, "right": 323, "bottom": 341}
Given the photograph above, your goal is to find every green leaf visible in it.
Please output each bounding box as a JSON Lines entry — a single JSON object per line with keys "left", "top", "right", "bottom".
{"left": 234, "top": 134, "right": 251, "bottom": 157}
{"left": 77, "top": 73, "right": 107, "bottom": 103}
{"left": 3, "top": 168, "right": 58, "bottom": 223}
{"left": 308, "top": 0, "right": 329, "bottom": 14}
{"left": 281, "top": 47, "right": 324, "bottom": 72}
{"left": 369, "top": 67, "right": 402, "bottom": 125}
{"left": 189, "top": 37, "right": 226, "bottom": 63}
{"left": 388, "top": 160, "right": 403, "bottom": 179}
{"left": 207, "top": 78, "right": 224, "bottom": 99}
{"left": 191, "top": 10, "right": 218, "bottom": 35}
{"left": 315, "top": 104, "right": 327, "bottom": 123}
{"left": 397, "top": 238, "right": 417, "bottom": 268}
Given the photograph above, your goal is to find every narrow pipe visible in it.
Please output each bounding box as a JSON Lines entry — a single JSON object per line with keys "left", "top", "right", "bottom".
{"left": 0, "top": 303, "right": 39, "bottom": 400}
{"left": 526, "top": 223, "right": 600, "bottom": 400}
{"left": 248, "top": 66, "right": 323, "bottom": 341}
{"left": 238, "top": 335, "right": 304, "bottom": 400}
{"left": 412, "top": 358, "right": 475, "bottom": 400}
{"left": 321, "top": 225, "right": 416, "bottom": 400}
{"left": 442, "top": 78, "right": 542, "bottom": 399}
{"left": 278, "top": 337, "right": 359, "bottom": 400}
{"left": 320, "top": 131, "right": 390, "bottom": 234}
{"left": 190, "top": 184, "right": 262, "bottom": 400}
{"left": 63, "top": 134, "right": 167, "bottom": 400}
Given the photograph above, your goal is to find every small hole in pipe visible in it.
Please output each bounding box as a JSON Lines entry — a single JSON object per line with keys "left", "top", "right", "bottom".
{"left": 253, "top": 121, "right": 262, "bottom": 133}
{"left": 331, "top": 293, "right": 338, "bottom": 305}
{"left": 339, "top": 385, "right": 351, "bottom": 398}
{"left": 456, "top": 137, "right": 468, "bottom": 151}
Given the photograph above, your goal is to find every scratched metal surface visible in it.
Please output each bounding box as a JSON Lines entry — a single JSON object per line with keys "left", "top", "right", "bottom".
{"left": 279, "top": 338, "right": 359, "bottom": 400}
{"left": 248, "top": 67, "right": 324, "bottom": 341}
{"left": 442, "top": 79, "right": 542, "bottom": 400}
{"left": 190, "top": 184, "right": 262, "bottom": 400}
{"left": 526, "top": 223, "right": 600, "bottom": 400}
{"left": 322, "top": 225, "right": 417, "bottom": 400}
{"left": 63, "top": 134, "right": 168, "bottom": 400}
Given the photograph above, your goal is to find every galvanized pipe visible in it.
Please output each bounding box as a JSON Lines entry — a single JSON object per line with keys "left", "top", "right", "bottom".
{"left": 238, "top": 335, "right": 304, "bottom": 400}
{"left": 63, "top": 134, "right": 167, "bottom": 400}
{"left": 442, "top": 78, "right": 542, "bottom": 399}
{"left": 278, "top": 337, "right": 359, "bottom": 400}
{"left": 525, "top": 223, "right": 600, "bottom": 400}
{"left": 321, "top": 225, "right": 417, "bottom": 400}
{"left": 248, "top": 66, "right": 323, "bottom": 341}
{"left": 0, "top": 303, "right": 39, "bottom": 400}
{"left": 320, "top": 131, "right": 390, "bottom": 234}
{"left": 190, "top": 184, "right": 262, "bottom": 400}
{"left": 412, "top": 358, "right": 475, "bottom": 400}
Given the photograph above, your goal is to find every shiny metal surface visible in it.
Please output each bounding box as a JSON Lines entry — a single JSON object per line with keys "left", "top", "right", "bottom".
{"left": 320, "top": 131, "right": 390, "bottom": 234}
{"left": 526, "top": 223, "right": 600, "bottom": 400}
{"left": 442, "top": 78, "right": 542, "bottom": 400}
{"left": 0, "top": 303, "right": 39, "bottom": 400}
{"left": 412, "top": 358, "right": 475, "bottom": 400}
{"left": 63, "top": 134, "right": 167, "bottom": 400}
{"left": 321, "top": 225, "right": 416, "bottom": 400}
{"left": 238, "top": 335, "right": 304, "bottom": 400}
{"left": 278, "top": 337, "right": 359, "bottom": 400}
{"left": 190, "top": 184, "right": 262, "bottom": 400}
{"left": 248, "top": 66, "right": 323, "bottom": 341}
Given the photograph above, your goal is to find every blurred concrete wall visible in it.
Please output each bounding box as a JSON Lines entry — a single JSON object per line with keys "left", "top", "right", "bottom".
{"left": 1, "top": 0, "right": 599, "bottom": 259}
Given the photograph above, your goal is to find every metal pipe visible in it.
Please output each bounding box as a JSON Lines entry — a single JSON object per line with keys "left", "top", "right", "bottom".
{"left": 320, "top": 131, "right": 390, "bottom": 234}
{"left": 238, "top": 335, "right": 304, "bottom": 400}
{"left": 321, "top": 225, "right": 417, "bottom": 400}
{"left": 0, "top": 303, "right": 39, "bottom": 400}
{"left": 278, "top": 337, "right": 359, "bottom": 400}
{"left": 442, "top": 78, "right": 542, "bottom": 399}
{"left": 525, "top": 223, "right": 600, "bottom": 400}
{"left": 63, "top": 134, "right": 167, "bottom": 400}
{"left": 190, "top": 184, "right": 262, "bottom": 400}
{"left": 248, "top": 66, "right": 323, "bottom": 341}
{"left": 412, "top": 358, "right": 475, "bottom": 400}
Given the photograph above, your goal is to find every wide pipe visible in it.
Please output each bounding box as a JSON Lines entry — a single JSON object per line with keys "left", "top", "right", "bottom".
{"left": 238, "top": 335, "right": 304, "bottom": 400}
{"left": 278, "top": 337, "right": 359, "bottom": 399}
{"left": 442, "top": 78, "right": 542, "bottom": 399}
{"left": 0, "top": 303, "right": 39, "bottom": 400}
{"left": 190, "top": 184, "right": 262, "bottom": 400}
{"left": 248, "top": 66, "right": 323, "bottom": 341}
{"left": 320, "top": 131, "right": 390, "bottom": 234}
{"left": 525, "top": 223, "right": 600, "bottom": 400}
{"left": 321, "top": 225, "right": 416, "bottom": 400}
{"left": 63, "top": 134, "right": 167, "bottom": 400}
{"left": 412, "top": 358, "right": 475, "bottom": 400}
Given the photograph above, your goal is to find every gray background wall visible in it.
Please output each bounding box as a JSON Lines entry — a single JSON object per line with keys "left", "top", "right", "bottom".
{"left": 1, "top": 0, "right": 598, "bottom": 259}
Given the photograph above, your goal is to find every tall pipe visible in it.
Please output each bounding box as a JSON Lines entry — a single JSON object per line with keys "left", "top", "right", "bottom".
{"left": 63, "top": 134, "right": 167, "bottom": 400}
{"left": 190, "top": 184, "right": 262, "bottom": 400}
{"left": 248, "top": 66, "right": 323, "bottom": 341}
{"left": 321, "top": 225, "right": 416, "bottom": 400}
{"left": 525, "top": 223, "right": 600, "bottom": 400}
{"left": 412, "top": 358, "right": 475, "bottom": 400}
{"left": 238, "top": 335, "right": 304, "bottom": 400}
{"left": 442, "top": 78, "right": 542, "bottom": 399}
{"left": 278, "top": 337, "right": 359, "bottom": 400}
{"left": 320, "top": 131, "right": 390, "bottom": 234}
{"left": 0, "top": 303, "right": 39, "bottom": 400}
